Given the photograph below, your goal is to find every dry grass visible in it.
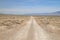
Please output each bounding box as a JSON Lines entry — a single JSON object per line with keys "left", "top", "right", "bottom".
{"left": 34, "top": 16, "right": 60, "bottom": 26}
{"left": 0, "top": 15, "right": 60, "bottom": 40}
{"left": 0, "top": 15, "right": 30, "bottom": 32}
{"left": 34, "top": 16, "right": 60, "bottom": 34}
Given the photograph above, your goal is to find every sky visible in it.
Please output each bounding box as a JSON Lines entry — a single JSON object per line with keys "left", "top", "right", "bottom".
{"left": 0, "top": 0, "right": 60, "bottom": 14}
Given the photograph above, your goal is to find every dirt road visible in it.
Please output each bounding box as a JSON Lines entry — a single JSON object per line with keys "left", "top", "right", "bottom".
{"left": 0, "top": 16, "right": 60, "bottom": 40}
{"left": 26, "top": 16, "right": 51, "bottom": 40}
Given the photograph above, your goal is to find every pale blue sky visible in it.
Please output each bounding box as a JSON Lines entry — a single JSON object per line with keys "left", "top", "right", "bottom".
{"left": 0, "top": 0, "right": 60, "bottom": 14}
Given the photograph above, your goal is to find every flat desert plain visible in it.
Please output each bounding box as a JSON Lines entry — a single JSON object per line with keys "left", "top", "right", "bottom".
{"left": 0, "top": 15, "right": 60, "bottom": 40}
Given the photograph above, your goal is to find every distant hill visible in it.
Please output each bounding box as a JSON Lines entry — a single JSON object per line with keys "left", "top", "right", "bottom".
{"left": 0, "top": 11, "right": 60, "bottom": 16}
{"left": 25, "top": 11, "right": 60, "bottom": 16}
{"left": 52, "top": 11, "right": 60, "bottom": 14}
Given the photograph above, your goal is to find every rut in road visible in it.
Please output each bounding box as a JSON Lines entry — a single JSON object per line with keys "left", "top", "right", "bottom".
{"left": 26, "top": 16, "right": 35, "bottom": 40}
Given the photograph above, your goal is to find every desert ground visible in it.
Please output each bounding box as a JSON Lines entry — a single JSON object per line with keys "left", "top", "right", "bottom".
{"left": 0, "top": 15, "right": 60, "bottom": 40}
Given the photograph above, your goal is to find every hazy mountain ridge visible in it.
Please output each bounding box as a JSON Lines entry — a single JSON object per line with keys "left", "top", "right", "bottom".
{"left": 52, "top": 11, "right": 60, "bottom": 14}
{"left": 0, "top": 11, "right": 60, "bottom": 16}
{"left": 25, "top": 11, "right": 60, "bottom": 16}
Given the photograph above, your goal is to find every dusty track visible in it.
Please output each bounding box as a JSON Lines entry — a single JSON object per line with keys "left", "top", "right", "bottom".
{"left": 0, "top": 16, "right": 60, "bottom": 40}
{"left": 26, "top": 16, "right": 50, "bottom": 40}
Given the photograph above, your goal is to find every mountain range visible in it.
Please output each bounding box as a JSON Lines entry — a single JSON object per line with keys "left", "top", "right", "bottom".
{"left": 0, "top": 11, "right": 60, "bottom": 16}
{"left": 25, "top": 11, "right": 60, "bottom": 16}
